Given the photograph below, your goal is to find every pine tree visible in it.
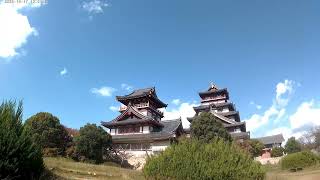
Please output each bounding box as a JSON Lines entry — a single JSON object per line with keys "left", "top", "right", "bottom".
{"left": 191, "top": 112, "right": 232, "bottom": 143}
{"left": 0, "top": 101, "right": 44, "bottom": 179}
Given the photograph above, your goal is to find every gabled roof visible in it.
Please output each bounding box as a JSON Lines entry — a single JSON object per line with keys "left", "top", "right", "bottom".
{"left": 187, "top": 111, "right": 237, "bottom": 125}
{"left": 116, "top": 87, "right": 167, "bottom": 108}
{"left": 223, "top": 121, "right": 245, "bottom": 128}
{"left": 212, "top": 112, "right": 238, "bottom": 124}
{"left": 255, "top": 134, "right": 285, "bottom": 145}
{"left": 101, "top": 105, "right": 163, "bottom": 128}
{"left": 102, "top": 118, "right": 162, "bottom": 128}
{"left": 111, "top": 119, "right": 182, "bottom": 143}
{"left": 199, "top": 88, "right": 229, "bottom": 99}
{"left": 194, "top": 102, "right": 235, "bottom": 112}
{"left": 113, "top": 105, "right": 146, "bottom": 121}
{"left": 217, "top": 111, "right": 240, "bottom": 122}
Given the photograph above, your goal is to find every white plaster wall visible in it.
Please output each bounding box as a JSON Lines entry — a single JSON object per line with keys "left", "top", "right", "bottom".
{"left": 222, "top": 108, "right": 229, "bottom": 112}
{"left": 215, "top": 100, "right": 226, "bottom": 103}
{"left": 141, "top": 110, "right": 147, "bottom": 116}
{"left": 229, "top": 117, "right": 235, "bottom": 121}
{"left": 110, "top": 129, "right": 116, "bottom": 135}
{"left": 143, "top": 126, "right": 149, "bottom": 133}
{"left": 151, "top": 141, "right": 170, "bottom": 152}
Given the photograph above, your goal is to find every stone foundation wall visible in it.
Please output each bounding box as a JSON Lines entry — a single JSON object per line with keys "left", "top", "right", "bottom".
{"left": 255, "top": 156, "right": 283, "bottom": 165}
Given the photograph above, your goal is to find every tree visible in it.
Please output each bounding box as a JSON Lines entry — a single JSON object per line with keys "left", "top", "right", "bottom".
{"left": 24, "top": 112, "right": 71, "bottom": 156}
{"left": 0, "top": 100, "right": 43, "bottom": 179}
{"left": 75, "top": 123, "right": 112, "bottom": 163}
{"left": 285, "top": 137, "right": 302, "bottom": 154}
{"left": 249, "top": 139, "right": 265, "bottom": 157}
{"left": 299, "top": 126, "right": 320, "bottom": 152}
{"left": 237, "top": 139, "right": 264, "bottom": 157}
{"left": 190, "top": 112, "right": 232, "bottom": 142}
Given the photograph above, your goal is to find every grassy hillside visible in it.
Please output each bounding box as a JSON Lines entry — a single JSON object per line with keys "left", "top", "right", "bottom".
{"left": 265, "top": 164, "right": 320, "bottom": 180}
{"left": 43, "top": 157, "right": 144, "bottom": 180}
{"left": 44, "top": 157, "right": 320, "bottom": 180}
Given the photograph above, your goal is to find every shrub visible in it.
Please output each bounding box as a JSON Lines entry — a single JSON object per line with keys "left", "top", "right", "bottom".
{"left": 143, "top": 138, "right": 265, "bottom": 180}
{"left": 24, "top": 112, "right": 71, "bottom": 156}
{"left": 281, "top": 151, "right": 319, "bottom": 170}
{"left": 65, "top": 145, "right": 82, "bottom": 161}
{"left": 42, "top": 148, "right": 61, "bottom": 157}
{"left": 75, "top": 123, "right": 112, "bottom": 163}
{"left": 271, "top": 147, "right": 284, "bottom": 157}
{"left": 0, "top": 101, "right": 44, "bottom": 179}
{"left": 191, "top": 112, "right": 232, "bottom": 143}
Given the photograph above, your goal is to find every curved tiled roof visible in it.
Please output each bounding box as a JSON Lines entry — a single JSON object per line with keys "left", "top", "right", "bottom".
{"left": 193, "top": 102, "right": 236, "bottom": 112}
{"left": 101, "top": 105, "right": 163, "bottom": 128}
{"left": 116, "top": 87, "right": 167, "bottom": 108}
{"left": 199, "top": 88, "right": 229, "bottom": 99}
{"left": 255, "top": 134, "right": 285, "bottom": 145}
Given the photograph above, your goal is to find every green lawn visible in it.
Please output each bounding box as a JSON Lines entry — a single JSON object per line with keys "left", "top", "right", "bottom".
{"left": 43, "top": 157, "right": 144, "bottom": 180}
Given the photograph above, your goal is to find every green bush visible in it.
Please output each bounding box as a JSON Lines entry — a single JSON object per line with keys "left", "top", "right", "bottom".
{"left": 0, "top": 101, "right": 44, "bottom": 179}
{"left": 281, "top": 151, "right": 319, "bottom": 170}
{"left": 271, "top": 147, "right": 284, "bottom": 157}
{"left": 143, "top": 138, "right": 265, "bottom": 180}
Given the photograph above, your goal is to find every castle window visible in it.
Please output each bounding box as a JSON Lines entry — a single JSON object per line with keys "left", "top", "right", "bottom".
{"left": 118, "top": 126, "right": 140, "bottom": 134}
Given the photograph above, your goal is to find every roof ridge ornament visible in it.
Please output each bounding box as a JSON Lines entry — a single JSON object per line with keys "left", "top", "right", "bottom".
{"left": 209, "top": 82, "right": 219, "bottom": 91}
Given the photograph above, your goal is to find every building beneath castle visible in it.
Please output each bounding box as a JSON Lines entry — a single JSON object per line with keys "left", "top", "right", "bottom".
{"left": 187, "top": 84, "right": 250, "bottom": 140}
{"left": 101, "top": 87, "right": 184, "bottom": 156}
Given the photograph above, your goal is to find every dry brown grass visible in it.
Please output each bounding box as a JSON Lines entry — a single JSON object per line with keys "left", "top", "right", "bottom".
{"left": 44, "top": 157, "right": 144, "bottom": 180}
{"left": 44, "top": 157, "right": 320, "bottom": 180}
{"left": 265, "top": 164, "right": 320, "bottom": 180}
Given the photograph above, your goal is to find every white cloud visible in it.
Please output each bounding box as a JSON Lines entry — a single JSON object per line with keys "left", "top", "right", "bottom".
{"left": 121, "top": 83, "right": 133, "bottom": 91}
{"left": 171, "top": 99, "right": 181, "bottom": 105}
{"left": 163, "top": 102, "right": 198, "bottom": 128}
{"left": 60, "top": 67, "right": 67, "bottom": 76}
{"left": 259, "top": 100, "right": 320, "bottom": 141}
{"left": 91, "top": 86, "right": 116, "bottom": 97}
{"left": 0, "top": 2, "right": 44, "bottom": 60}
{"left": 82, "top": 0, "right": 108, "bottom": 17}
{"left": 250, "top": 101, "right": 262, "bottom": 110}
{"left": 276, "top": 80, "right": 295, "bottom": 106}
{"left": 246, "top": 106, "right": 279, "bottom": 132}
{"left": 289, "top": 100, "right": 320, "bottom": 130}
{"left": 245, "top": 79, "right": 297, "bottom": 135}
{"left": 109, "top": 106, "right": 118, "bottom": 112}
{"left": 275, "top": 108, "right": 286, "bottom": 123}
{"left": 245, "top": 79, "right": 320, "bottom": 141}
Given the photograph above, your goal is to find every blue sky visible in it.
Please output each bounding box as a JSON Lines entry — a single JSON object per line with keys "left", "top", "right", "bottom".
{"left": 1, "top": 0, "right": 320, "bottom": 139}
